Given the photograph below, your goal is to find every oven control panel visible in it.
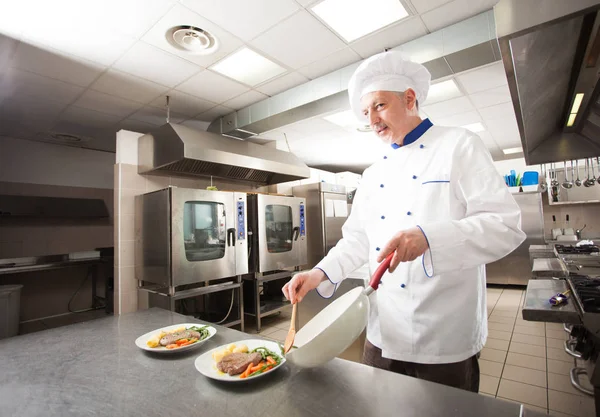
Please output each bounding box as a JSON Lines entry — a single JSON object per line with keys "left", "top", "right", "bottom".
{"left": 300, "top": 203, "right": 306, "bottom": 236}
{"left": 237, "top": 201, "right": 245, "bottom": 240}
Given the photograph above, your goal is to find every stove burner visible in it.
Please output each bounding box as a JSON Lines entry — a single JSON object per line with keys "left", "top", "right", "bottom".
{"left": 569, "top": 275, "right": 600, "bottom": 313}
{"left": 556, "top": 244, "right": 600, "bottom": 255}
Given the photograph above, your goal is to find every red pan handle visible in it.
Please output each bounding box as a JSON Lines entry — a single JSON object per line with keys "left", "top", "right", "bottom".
{"left": 368, "top": 252, "right": 394, "bottom": 291}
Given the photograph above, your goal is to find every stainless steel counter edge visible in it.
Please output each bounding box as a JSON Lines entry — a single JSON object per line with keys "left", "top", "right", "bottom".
{"left": 0, "top": 308, "right": 525, "bottom": 417}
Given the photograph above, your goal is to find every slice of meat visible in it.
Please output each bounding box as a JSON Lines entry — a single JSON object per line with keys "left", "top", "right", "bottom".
{"left": 159, "top": 330, "right": 201, "bottom": 346}
{"left": 217, "top": 352, "right": 262, "bottom": 376}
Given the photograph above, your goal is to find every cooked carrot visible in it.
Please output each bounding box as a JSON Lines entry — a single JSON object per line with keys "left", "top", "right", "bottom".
{"left": 249, "top": 361, "right": 266, "bottom": 373}
{"left": 166, "top": 344, "right": 178, "bottom": 349}
{"left": 240, "top": 363, "right": 253, "bottom": 379}
{"left": 179, "top": 341, "right": 192, "bottom": 347}
{"left": 175, "top": 339, "right": 188, "bottom": 345}
{"left": 266, "top": 356, "right": 276, "bottom": 365}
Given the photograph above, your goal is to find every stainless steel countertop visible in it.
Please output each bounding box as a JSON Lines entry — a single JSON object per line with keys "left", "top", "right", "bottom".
{"left": 522, "top": 279, "right": 581, "bottom": 324}
{"left": 0, "top": 308, "right": 527, "bottom": 417}
{"left": 0, "top": 254, "right": 108, "bottom": 275}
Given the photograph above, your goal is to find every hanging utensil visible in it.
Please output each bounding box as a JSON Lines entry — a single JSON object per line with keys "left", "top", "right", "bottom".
{"left": 551, "top": 163, "right": 559, "bottom": 187}
{"left": 597, "top": 158, "right": 600, "bottom": 185}
{"left": 283, "top": 303, "right": 297, "bottom": 354}
{"left": 575, "top": 160, "right": 582, "bottom": 186}
{"left": 584, "top": 159, "right": 591, "bottom": 187}
{"left": 561, "top": 161, "right": 573, "bottom": 189}
{"left": 590, "top": 158, "right": 597, "bottom": 186}
{"left": 539, "top": 164, "right": 548, "bottom": 192}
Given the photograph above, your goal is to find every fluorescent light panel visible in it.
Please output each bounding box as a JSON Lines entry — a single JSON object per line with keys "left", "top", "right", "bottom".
{"left": 211, "top": 47, "right": 286, "bottom": 86}
{"left": 461, "top": 122, "right": 485, "bottom": 133}
{"left": 323, "top": 110, "right": 356, "bottom": 128}
{"left": 502, "top": 147, "right": 523, "bottom": 155}
{"left": 566, "top": 113, "right": 577, "bottom": 127}
{"left": 571, "top": 93, "right": 584, "bottom": 114}
{"left": 312, "top": 0, "right": 409, "bottom": 43}
{"left": 425, "top": 79, "right": 462, "bottom": 105}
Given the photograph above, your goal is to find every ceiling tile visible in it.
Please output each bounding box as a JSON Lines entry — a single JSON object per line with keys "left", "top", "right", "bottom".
{"left": 295, "top": 0, "right": 319, "bottom": 6}
{"left": 425, "top": 79, "right": 463, "bottom": 106}
{"left": 469, "top": 84, "right": 511, "bottom": 109}
{"left": 286, "top": 118, "right": 339, "bottom": 136}
{"left": 255, "top": 72, "right": 309, "bottom": 96}
{"left": 420, "top": 0, "right": 498, "bottom": 32}
{"left": 478, "top": 101, "right": 516, "bottom": 123}
{"left": 298, "top": 47, "right": 361, "bottom": 79}
{"left": 128, "top": 106, "right": 187, "bottom": 125}
{"left": 0, "top": 34, "right": 20, "bottom": 71}
{"left": 421, "top": 96, "right": 475, "bottom": 119}
{"left": 177, "top": 70, "right": 250, "bottom": 103}
{"left": 149, "top": 90, "right": 216, "bottom": 117}
{"left": 90, "top": 0, "right": 178, "bottom": 39}
{"left": 477, "top": 130, "right": 500, "bottom": 148}
{"left": 116, "top": 118, "right": 158, "bottom": 134}
{"left": 410, "top": 0, "right": 454, "bottom": 14}
{"left": 455, "top": 61, "right": 507, "bottom": 95}
{"left": 251, "top": 11, "right": 347, "bottom": 69}
{"left": 350, "top": 17, "right": 429, "bottom": 59}
{"left": 113, "top": 41, "right": 201, "bottom": 88}
{"left": 181, "top": 118, "right": 211, "bottom": 131}
{"left": 223, "top": 90, "right": 269, "bottom": 110}
{"left": 0, "top": 96, "right": 66, "bottom": 130}
{"left": 196, "top": 105, "right": 234, "bottom": 122}
{"left": 141, "top": 4, "right": 244, "bottom": 68}
{"left": 11, "top": 41, "right": 104, "bottom": 87}
{"left": 59, "top": 106, "right": 123, "bottom": 129}
{"left": 21, "top": 28, "right": 136, "bottom": 67}
{"left": 73, "top": 90, "right": 142, "bottom": 118}
{"left": 181, "top": 0, "right": 300, "bottom": 42}
{"left": 434, "top": 110, "right": 482, "bottom": 127}
{"left": 90, "top": 69, "right": 170, "bottom": 104}
{"left": 0, "top": 67, "right": 84, "bottom": 104}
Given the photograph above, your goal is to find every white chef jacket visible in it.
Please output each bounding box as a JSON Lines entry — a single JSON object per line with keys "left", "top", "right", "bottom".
{"left": 314, "top": 120, "right": 526, "bottom": 364}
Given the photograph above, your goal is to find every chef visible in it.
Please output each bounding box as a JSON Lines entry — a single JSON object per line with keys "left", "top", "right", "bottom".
{"left": 282, "top": 51, "right": 526, "bottom": 392}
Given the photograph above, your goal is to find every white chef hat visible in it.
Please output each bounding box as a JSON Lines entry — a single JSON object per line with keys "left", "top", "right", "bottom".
{"left": 348, "top": 51, "right": 431, "bottom": 122}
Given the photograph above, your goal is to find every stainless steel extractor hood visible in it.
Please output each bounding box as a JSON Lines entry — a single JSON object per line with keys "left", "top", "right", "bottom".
{"left": 495, "top": 0, "right": 600, "bottom": 164}
{"left": 138, "top": 123, "right": 310, "bottom": 185}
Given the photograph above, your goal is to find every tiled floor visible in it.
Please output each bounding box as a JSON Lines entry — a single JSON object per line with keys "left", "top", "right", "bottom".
{"left": 481, "top": 287, "right": 595, "bottom": 417}
{"left": 250, "top": 288, "right": 597, "bottom": 417}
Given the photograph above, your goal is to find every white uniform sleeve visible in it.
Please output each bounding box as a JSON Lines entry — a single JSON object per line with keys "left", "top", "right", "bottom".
{"left": 418, "top": 132, "right": 526, "bottom": 277}
{"left": 313, "top": 176, "right": 371, "bottom": 298}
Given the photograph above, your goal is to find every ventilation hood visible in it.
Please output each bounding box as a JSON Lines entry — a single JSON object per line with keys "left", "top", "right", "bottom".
{"left": 138, "top": 123, "right": 310, "bottom": 184}
{"left": 495, "top": 0, "right": 600, "bottom": 164}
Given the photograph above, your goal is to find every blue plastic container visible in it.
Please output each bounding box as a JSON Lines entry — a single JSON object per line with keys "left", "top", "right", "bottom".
{"left": 521, "top": 171, "right": 539, "bottom": 185}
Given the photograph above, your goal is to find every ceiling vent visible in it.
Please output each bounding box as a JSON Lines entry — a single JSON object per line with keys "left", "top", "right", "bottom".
{"left": 166, "top": 25, "right": 219, "bottom": 55}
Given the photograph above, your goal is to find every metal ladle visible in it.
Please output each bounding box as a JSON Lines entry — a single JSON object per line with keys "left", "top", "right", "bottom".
{"left": 584, "top": 159, "right": 592, "bottom": 187}
{"left": 561, "top": 161, "right": 573, "bottom": 189}
{"left": 590, "top": 158, "right": 597, "bottom": 186}
{"left": 539, "top": 164, "right": 547, "bottom": 192}
{"left": 575, "top": 160, "right": 582, "bottom": 186}
{"left": 551, "top": 163, "right": 559, "bottom": 187}
{"left": 597, "top": 157, "right": 600, "bottom": 185}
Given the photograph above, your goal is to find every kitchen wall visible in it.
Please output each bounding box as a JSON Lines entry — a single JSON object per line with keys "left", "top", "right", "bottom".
{"left": 0, "top": 136, "right": 114, "bottom": 324}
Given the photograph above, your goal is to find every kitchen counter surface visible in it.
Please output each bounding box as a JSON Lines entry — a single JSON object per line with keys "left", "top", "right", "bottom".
{"left": 0, "top": 308, "right": 533, "bottom": 417}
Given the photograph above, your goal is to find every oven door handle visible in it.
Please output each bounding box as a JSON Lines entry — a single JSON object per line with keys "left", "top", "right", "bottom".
{"left": 227, "top": 228, "right": 236, "bottom": 246}
{"left": 292, "top": 226, "right": 300, "bottom": 242}
{"left": 564, "top": 339, "right": 582, "bottom": 358}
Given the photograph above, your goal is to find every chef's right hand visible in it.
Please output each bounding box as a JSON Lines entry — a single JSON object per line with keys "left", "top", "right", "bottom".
{"left": 282, "top": 269, "right": 326, "bottom": 304}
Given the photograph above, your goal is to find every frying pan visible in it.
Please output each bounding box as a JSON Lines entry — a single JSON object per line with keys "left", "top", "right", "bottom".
{"left": 285, "top": 253, "right": 393, "bottom": 368}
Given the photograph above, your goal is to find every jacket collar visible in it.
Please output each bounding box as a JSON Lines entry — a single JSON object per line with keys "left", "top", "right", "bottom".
{"left": 391, "top": 118, "right": 433, "bottom": 149}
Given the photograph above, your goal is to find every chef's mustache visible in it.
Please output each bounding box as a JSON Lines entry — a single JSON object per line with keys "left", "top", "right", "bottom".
{"left": 372, "top": 123, "right": 387, "bottom": 132}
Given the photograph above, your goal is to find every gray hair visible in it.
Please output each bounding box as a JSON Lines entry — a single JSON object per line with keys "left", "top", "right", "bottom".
{"left": 394, "top": 91, "right": 419, "bottom": 110}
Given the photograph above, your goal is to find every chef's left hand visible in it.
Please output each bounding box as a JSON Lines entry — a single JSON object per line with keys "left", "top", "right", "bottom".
{"left": 377, "top": 227, "right": 429, "bottom": 273}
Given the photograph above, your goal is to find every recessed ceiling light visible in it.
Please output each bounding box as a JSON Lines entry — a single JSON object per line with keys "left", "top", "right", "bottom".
{"left": 425, "top": 80, "right": 462, "bottom": 105}
{"left": 166, "top": 25, "right": 219, "bottom": 55}
{"left": 566, "top": 113, "right": 577, "bottom": 127}
{"left": 502, "top": 147, "right": 523, "bottom": 155}
{"left": 461, "top": 122, "right": 485, "bottom": 133}
{"left": 312, "top": 0, "right": 409, "bottom": 43}
{"left": 211, "top": 47, "right": 286, "bottom": 86}
{"left": 324, "top": 110, "right": 372, "bottom": 133}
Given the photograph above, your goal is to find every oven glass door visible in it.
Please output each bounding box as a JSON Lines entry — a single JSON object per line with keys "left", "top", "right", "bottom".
{"left": 257, "top": 195, "right": 307, "bottom": 272}
{"left": 171, "top": 188, "right": 241, "bottom": 286}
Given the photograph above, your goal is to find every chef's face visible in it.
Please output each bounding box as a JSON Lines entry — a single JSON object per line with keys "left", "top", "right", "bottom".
{"left": 361, "top": 90, "right": 418, "bottom": 145}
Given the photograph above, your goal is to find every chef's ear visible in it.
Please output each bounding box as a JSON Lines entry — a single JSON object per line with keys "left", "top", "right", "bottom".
{"left": 404, "top": 89, "right": 418, "bottom": 111}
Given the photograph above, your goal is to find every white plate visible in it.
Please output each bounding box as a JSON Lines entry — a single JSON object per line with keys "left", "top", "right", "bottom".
{"left": 194, "top": 339, "right": 286, "bottom": 382}
{"left": 135, "top": 323, "right": 216, "bottom": 354}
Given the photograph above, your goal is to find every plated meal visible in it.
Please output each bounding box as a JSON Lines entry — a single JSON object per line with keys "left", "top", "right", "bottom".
{"left": 135, "top": 323, "right": 216, "bottom": 353}
{"left": 195, "top": 339, "right": 286, "bottom": 382}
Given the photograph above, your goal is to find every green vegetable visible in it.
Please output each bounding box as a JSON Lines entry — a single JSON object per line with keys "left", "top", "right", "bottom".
{"left": 187, "top": 325, "right": 210, "bottom": 341}
{"left": 247, "top": 346, "right": 283, "bottom": 377}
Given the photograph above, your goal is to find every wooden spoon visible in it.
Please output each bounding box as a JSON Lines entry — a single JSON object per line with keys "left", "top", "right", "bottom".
{"left": 283, "top": 303, "right": 297, "bottom": 354}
